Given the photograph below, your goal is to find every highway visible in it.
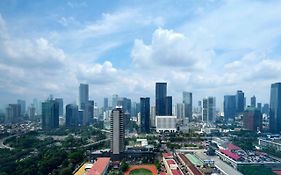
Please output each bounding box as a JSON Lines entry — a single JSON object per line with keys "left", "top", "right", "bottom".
{"left": 0, "top": 135, "right": 15, "bottom": 150}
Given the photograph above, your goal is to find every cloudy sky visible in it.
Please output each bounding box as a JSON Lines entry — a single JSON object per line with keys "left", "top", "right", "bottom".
{"left": 1, "top": 0, "right": 281, "bottom": 109}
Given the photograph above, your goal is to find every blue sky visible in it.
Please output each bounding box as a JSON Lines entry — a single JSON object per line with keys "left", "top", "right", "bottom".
{"left": 1, "top": 0, "right": 281, "bottom": 109}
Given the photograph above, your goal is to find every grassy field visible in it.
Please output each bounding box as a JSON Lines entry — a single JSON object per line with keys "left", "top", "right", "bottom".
{"left": 129, "top": 168, "right": 153, "bottom": 175}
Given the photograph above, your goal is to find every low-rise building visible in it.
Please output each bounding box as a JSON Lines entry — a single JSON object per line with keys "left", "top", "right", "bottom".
{"left": 156, "top": 116, "right": 177, "bottom": 133}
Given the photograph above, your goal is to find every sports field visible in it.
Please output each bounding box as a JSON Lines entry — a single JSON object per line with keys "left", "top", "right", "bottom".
{"left": 129, "top": 168, "right": 153, "bottom": 175}
{"left": 124, "top": 165, "right": 157, "bottom": 175}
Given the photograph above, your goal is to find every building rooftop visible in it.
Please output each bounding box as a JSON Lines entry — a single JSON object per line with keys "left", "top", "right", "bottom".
{"left": 220, "top": 149, "right": 241, "bottom": 161}
{"left": 171, "top": 169, "right": 183, "bottom": 175}
{"left": 86, "top": 157, "right": 110, "bottom": 175}
{"left": 226, "top": 143, "right": 241, "bottom": 150}
{"left": 163, "top": 152, "right": 173, "bottom": 159}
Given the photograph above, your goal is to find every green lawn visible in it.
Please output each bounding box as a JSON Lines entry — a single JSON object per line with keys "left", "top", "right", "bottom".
{"left": 129, "top": 168, "right": 153, "bottom": 175}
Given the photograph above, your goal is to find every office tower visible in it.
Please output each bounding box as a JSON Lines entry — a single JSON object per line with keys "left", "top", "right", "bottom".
{"left": 104, "top": 98, "right": 109, "bottom": 111}
{"left": 202, "top": 97, "right": 216, "bottom": 122}
{"left": 202, "top": 98, "right": 208, "bottom": 122}
{"left": 262, "top": 103, "right": 269, "bottom": 115}
{"left": 236, "top": 90, "right": 245, "bottom": 114}
{"left": 42, "top": 99, "right": 59, "bottom": 129}
{"left": 110, "top": 107, "right": 124, "bottom": 160}
{"left": 79, "top": 83, "right": 90, "bottom": 125}
{"left": 118, "top": 97, "right": 131, "bottom": 116}
{"left": 224, "top": 95, "right": 236, "bottom": 122}
{"left": 78, "top": 110, "right": 84, "bottom": 125}
{"left": 150, "top": 106, "right": 156, "bottom": 127}
{"left": 111, "top": 94, "right": 119, "bottom": 108}
{"left": 32, "top": 98, "right": 39, "bottom": 114}
{"left": 155, "top": 82, "right": 167, "bottom": 116}
{"left": 183, "top": 92, "right": 192, "bottom": 121}
{"left": 131, "top": 102, "right": 137, "bottom": 117}
{"left": 140, "top": 97, "right": 150, "bottom": 133}
{"left": 17, "top": 99, "right": 26, "bottom": 115}
{"left": 28, "top": 105, "right": 36, "bottom": 120}
{"left": 257, "top": 103, "right": 262, "bottom": 112}
{"left": 5, "top": 104, "right": 21, "bottom": 123}
{"left": 243, "top": 107, "right": 262, "bottom": 131}
{"left": 251, "top": 96, "right": 256, "bottom": 107}
{"left": 270, "top": 83, "right": 281, "bottom": 133}
{"left": 176, "top": 103, "right": 184, "bottom": 120}
{"left": 55, "top": 98, "right": 63, "bottom": 116}
{"left": 65, "top": 104, "right": 78, "bottom": 127}
{"left": 165, "top": 96, "right": 172, "bottom": 116}
{"left": 79, "top": 83, "right": 89, "bottom": 109}
{"left": 88, "top": 100, "right": 94, "bottom": 119}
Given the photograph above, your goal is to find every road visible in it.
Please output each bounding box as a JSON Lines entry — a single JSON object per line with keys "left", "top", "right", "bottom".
{"left": 195, "top": 150, "right": 243, "bottom": 175}
{"left": 0, "top": 135, "right": 16, "bottom": 150}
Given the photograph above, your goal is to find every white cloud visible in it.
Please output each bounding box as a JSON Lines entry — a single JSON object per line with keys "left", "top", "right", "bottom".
{"left": 79, "top": 9, "right": 165, "bottom": 38}
{"left": 131, "top": 28, "right": 214, "bottom": 70}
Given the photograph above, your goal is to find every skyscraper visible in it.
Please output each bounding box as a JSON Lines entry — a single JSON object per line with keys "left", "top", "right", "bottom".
{"left": 155, "top": 82, "right": 167, "bottom": 116}
{"left": 183, "top": 92, "right": 192, "bottom": 121}
{"left": 150, "top": 106, "right": 156, "bottom": 127}
{"left": 243, "top": 107, "right": 262, "bottom": 132}
{"left": 55, "top": 98, "right": 63, "bottom": 116}
{"left": 224, "top": 95, "right": 236, "bottom": 122}
{"left": 110, "top": 107, "right": 124, "bottom": 160}
{"left": 65, "top": 104, "right": 78, "bottom": 127}
{"left": 202, "top": 97, "right": 216, "bottom": 122}
{"left": 257, "top": 103, "right": 262, "bottom": 112}
{"left": 42, "top": 99, "right": 59, "bottom": 129}
{"left": 236, "top": 90, "right": 245, "bottom": 114}
{"left": 79, "top": 83, "right": 89, "bottom": 109}
{"left": 262, "top": 103, "right": 269, "bottom": 115}
{"left": 270, "top": 82, "right": 281, "bottom": 133}
{"left": 5, "top": 104, "right": 21, "bottom": 123}
{"left": 165, "top": 96, "right": 172, "bottom": 116}
{"left": 17, "top": 99, "right": 26, "bottom": 116}
{"left": 111, "top": 94, "right": 119, "bottom": 109}
{"left": 176, "top": 103, "right": 184, "bottom": 120}
{"left": 140, "top": 97, "right": 150, "bottom": 133}
{"left": 103, "top": 98, "right": 109, "bottom": 111}
{"left": 250, "top": 96, "right": 256, "bottom": 107}
{"left": 79, "top": 83, "right": 90, "bottom": 125}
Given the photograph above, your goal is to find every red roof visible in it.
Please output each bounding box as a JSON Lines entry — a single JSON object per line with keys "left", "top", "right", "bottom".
{"left": 86, "top": 157, "right": 110, "bottom": 175}
{"left": 171, "top": 169, "right": 183, "bottom": 175}
{"left": 273, "top": 170, "right": 281, "bottom": 175}
{"left": 163, "top": 152, "right": 173, "bottom": 159}
{"left": 178, "top": 154, "right": 203, "bottom": 175}
{"left": 227, "top": 143, "right": 241, "bottom": 150}
{"left": 220, "top": 149, "right": 241, "bottom": 161}
{"left": 166, "top": 159, "right": 176, "bottom": 166}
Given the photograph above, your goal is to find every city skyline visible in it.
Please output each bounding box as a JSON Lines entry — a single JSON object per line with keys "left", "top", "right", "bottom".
{"left": 1, "top": 0, "right": 281, "bottom": 108}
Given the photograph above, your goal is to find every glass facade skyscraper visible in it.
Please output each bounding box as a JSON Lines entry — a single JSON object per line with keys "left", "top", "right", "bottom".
{"left": 251, "top": 96, "right": 256, "bottom": 107}
{"left": 65, "top": 104, "right": 78, "bottom": 127}
{"left": 183, "top": 91, "right": 192, "bottom": 121}
{"left": 270, "top": 82, "right": 281, "bottom": 133}
{"left": 79, "top": 83, "right": 89, "bottom": 110}
{"left": 224, "top": 95, "right": 236, "bottom": 122}
{"left": 155, "top": 82, "right": 167, "bottom": 116}
{"left": 165, "top": 96, "right": 172, "bottom": 116}
{"left": 140, "top": 97, "right": 150, "bottom": 133}
{"left": 42, "top": 99, "right": 59, "bottom": 129}
{"left": 236, "top": 90, "right": 245, "bottom": 114}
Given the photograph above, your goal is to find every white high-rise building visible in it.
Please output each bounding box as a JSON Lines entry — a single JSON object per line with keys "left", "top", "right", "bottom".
{"left": 110, "top": 107, "right": 124, "bottom": 160}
